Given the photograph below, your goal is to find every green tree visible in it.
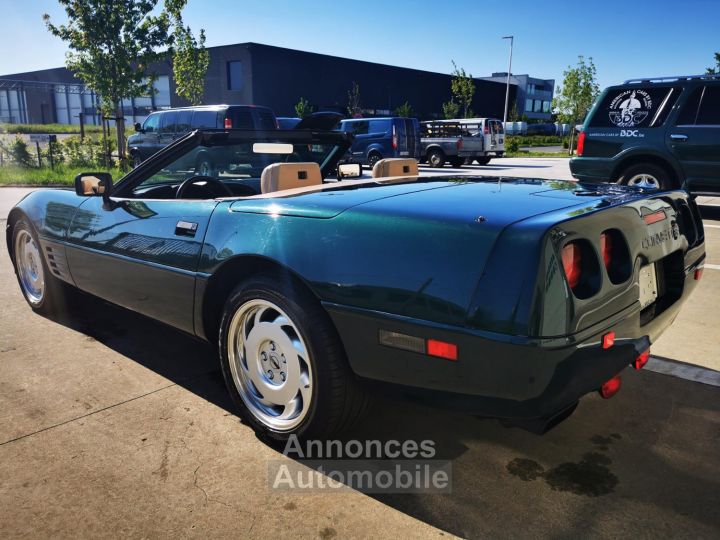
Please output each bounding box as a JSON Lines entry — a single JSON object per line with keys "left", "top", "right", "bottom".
{"left": 707, "top": 52, "right": 720, "bottom": 74}
{"left": 294, "top": 97, "right": 314, "bottom": 118}
{"left": 394, "top": 100, "right": 414, "bottom": 117}
{"left": 167, "top": 0, "right": 208, "bottom": 106}
{"left": 552, "top": 55, "right": 600, "bottom": 154}
{"left": 449, "top": 60, "right": 475, "bottom": 118}
{"left": 347, "top": 81, "right": 361, "bottom": 117}
{"left": 508, "top": 101, "right": 519, "bottom": 122}
{"left": 44, "top": 0, "right": 175, "bottom": 169}
{"left": 442, "top": 99, "right": 459, "bottom": 119}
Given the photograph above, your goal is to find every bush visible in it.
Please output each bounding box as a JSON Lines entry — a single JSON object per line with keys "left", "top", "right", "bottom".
{"left": 506, "top": 138, "right": 520, "bottom": 153}
{"left": 0, "top": 123, "right": 103, "bottom": 135}
{"left": 2, "top": 136, "right": 35, "bottom": 167}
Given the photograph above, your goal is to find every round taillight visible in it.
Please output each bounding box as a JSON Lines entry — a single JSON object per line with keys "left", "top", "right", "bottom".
{"left": 600, "top": 232, "right": 612, "bottom": 268}
{"left": 562, "top": 242, "right": 582, "bottom": 290}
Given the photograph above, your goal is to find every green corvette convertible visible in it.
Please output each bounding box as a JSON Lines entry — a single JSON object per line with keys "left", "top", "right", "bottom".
{"left": 6, "top": 129, "right": 705, "bottom": 440}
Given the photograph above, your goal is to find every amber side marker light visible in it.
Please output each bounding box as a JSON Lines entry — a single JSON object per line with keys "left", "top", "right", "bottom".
{"left": 378, "top": 330, "right": 458, "bottom": 361}
{"left": 600, "top": 375, "right": 622, "bottom": 399}
{"left": 635, "top": 350, "right": 650, "bottom": 370}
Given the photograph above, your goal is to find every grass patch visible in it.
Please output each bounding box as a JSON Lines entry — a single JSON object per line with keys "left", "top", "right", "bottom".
{"left": 0, "top": 165, "right": 124, "bottom": 186}
{"left": 0, "top": 123, "right": 104, "bottom": 135}
{"left": 505, "top": 151, "right": 571, "bottom": 158}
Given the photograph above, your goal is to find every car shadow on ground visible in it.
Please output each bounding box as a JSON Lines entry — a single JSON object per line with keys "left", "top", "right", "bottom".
{"left": 45, "top": 290, "right": 720, "bottom": 538}
{"left": 699, "top": 204, "right": 720, "bottom": 221}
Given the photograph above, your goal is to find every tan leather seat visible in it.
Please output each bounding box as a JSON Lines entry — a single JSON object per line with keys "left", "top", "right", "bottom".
{"left": 261, "top": 162, "right": 322, "bottom": 194}
{"left": 372, "top": 158, "right": 419, "bottom": 179}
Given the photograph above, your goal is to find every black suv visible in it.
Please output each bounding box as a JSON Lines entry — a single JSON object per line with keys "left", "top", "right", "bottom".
{"left": 128, "top": 105, "right": 277, "bottom": 168}
{"left": 570, "top": 74, "right": 720, "bottom": 193}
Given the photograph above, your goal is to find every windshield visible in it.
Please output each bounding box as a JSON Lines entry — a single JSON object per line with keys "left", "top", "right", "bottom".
{"left": 132, "top": 135, "right": 344, "bottom": 198}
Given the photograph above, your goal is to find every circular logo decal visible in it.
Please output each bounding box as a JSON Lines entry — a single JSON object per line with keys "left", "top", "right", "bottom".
{"left": 608, "top": 89, "right": 653, "bottom": 127}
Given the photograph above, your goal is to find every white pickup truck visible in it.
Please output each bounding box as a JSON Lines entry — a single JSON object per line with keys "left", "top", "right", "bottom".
{"left": 421, "top": 118, "right": 505, "bottom": 167}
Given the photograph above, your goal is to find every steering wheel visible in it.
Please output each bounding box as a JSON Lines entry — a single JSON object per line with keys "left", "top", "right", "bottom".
{"left": 175, "top": 175, "right": 233, "bottom": 199}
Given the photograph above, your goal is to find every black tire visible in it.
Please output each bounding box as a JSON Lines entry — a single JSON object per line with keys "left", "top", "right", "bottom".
{"left": 427, "top": 148, "right": 446, "bottom": 168}
{"left": 475, "top": 157, "right": 492, "bottom": 165}
{"left": 218, "top": 275, "right": 370, "bottom": 442}
{"left": 132, "top": 153, "right": 142, "bottom": 168}
{"left": 11, "top": 218, "right": 65, "bottom": 315}
{"left": 367, "top": 152, "right": 382, "bottom": 168}
{"left": 616, "top": 162, "right": 671, "bottom": 190}
{"left": 449, "top": 157, "right": 464, "bottom": 168}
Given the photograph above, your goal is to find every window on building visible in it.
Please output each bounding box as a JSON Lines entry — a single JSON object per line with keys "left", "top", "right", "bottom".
{"left": 154, "top": 76, "right": 171, "bottom": 107}
{"left": 227, "top": 61, "right": 243, "bottom": 91}
{"left": 534, "top": 100, "right": 542, "bottom": 112}
{"left": 543, "top": 101, "right": 551, "bottom": 113}
{"left": 527, "top": 83, "right": 535, "bottom": 94}
{"left": 525, "top": 99, "right": 533, "bottom": 113}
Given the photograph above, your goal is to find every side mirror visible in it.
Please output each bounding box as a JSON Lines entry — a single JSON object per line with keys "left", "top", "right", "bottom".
{"left": 75, "top": 172, "right": 113, "bottom": 204}
{"left": 134, "top": 122, "right": 143, "bottom": 133}
{"left": 337, "top": 162, "right": 362, "bottom": 179}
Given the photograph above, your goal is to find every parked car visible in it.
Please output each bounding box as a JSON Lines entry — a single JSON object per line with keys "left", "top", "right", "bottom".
{"left": 450, "top": 118, "right": 506, "bottom": 164}
{"left": 8, "top": 128, "right": 704, "bottom": 441}
{"left": 277, "top": 117, "right": 301, "bottom": 129}
{"left": 420, "top": 121, "right": 485, "bottom": 167}
{"left": 338, "top": 117, "right": 421, "bottom": 166}
{"left": 128, "top": 104, "right": 278, "bottom": 167}
{"left": 570, "top": 74, "right": 720, "bottom": 193}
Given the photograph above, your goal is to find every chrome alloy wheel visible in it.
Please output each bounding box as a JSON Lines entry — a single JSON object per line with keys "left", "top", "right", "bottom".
{"left": 227, "top": 299, "right": 313, "bottom": 431}
{"left": 626, "top": 173, "right": 660, "bottom": 189}
{"left": 14, "top": 229, "right": 45, "bottom": 305}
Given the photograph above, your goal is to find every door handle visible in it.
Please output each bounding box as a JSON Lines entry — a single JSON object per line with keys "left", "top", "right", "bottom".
{"left": 670, "top": 134, "right": 688, "bottom": 141}
{"left": 175, "top": 220, "right": 198, "bottom": 237}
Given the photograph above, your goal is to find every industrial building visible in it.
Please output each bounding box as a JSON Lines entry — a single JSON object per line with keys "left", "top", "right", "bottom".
{"left": 0, "top": 42, "right": 553, "bottom": 126}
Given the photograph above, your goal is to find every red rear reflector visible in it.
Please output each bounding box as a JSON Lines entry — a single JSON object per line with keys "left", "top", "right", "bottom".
{"left": 634, "top": 349, "right": 650, "bottom": 370}
{"left": 392, "top": 125, "right": 398, "bottom": 150}
{"left": 576, "top": 131, "right": 586, "bottom": 156}
{"left": 694, "top": 268, "right": 703, "bottom": 280}
{"left": 600, "top": 375, "right": 621, "bottom": 399}
{"left": 224, "top": 118, "right": 232, "bottom": 129}
{"left": 602, "top": 331, "right": 615, "bottom": 349}
{"left": 427, "top": 339, "right": 458, "bottom": 361}
{"left": 456, "top": 138, "right": 463, "bottom": 150}
{"left": 600, "top": 232, "right": 612, "bottom": 268}
{"left": 643, "top": 210, "right": 667, "bottom": 225}
{"left": 562, "top": 243, "right": 582, "bottom": 290}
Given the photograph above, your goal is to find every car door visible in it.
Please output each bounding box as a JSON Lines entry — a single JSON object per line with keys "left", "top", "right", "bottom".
{"left": 158, "top": 110, "right": 178, "bottom": 151}
{"left": 64, "top": 167, "right": 218, "bottom": 335}
{"left": 138, "top": 113, "right": 161, "bottom": 159}
{"left": 669, "top": 84, "right": 720, "bottom": 192}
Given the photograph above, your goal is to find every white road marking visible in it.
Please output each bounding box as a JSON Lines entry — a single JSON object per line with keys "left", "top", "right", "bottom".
{"left": 646, "top": 357, "right": 720, "bottom": 387}
{"left": 703, "top": 224, "right": 720, "bottom": 229}
{"left": 704, "top": 264, "right": 720, "bottom": 270}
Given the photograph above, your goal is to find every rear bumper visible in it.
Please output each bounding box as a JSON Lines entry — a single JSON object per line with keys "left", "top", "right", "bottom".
{"left": 324, "top": 257, "right": 702, "bottom": 423}
{"left": 569, "top": 157, "right": 615, "bottom": 183}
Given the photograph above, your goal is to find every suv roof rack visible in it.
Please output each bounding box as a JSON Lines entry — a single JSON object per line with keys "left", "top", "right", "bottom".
{"left": 623, "top": 74, "right": 720, "bottom": 84}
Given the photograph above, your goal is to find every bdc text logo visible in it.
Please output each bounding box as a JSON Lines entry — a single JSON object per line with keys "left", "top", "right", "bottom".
{"left": 620, "top": 129, "right": 641, "bottom": 137}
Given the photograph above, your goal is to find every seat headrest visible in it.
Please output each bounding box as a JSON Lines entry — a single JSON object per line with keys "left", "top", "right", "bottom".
{"left": 261, "top": 162, "right": 322, "bottom": 194}
{"left": 372, "top": 158, "right": 419, "bottom": 179}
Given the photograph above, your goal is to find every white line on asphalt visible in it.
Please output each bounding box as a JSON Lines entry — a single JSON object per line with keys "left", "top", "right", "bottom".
{"left": 646, "top": 357, "right": 720, "bottom": 387}
{"left": 703, "top": 224, "right": 720, "bottom": 229}
{"left": 704, "top": 264, "right": 720, "bottom": 270}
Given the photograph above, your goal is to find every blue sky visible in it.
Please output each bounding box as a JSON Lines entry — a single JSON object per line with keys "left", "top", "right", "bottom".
{"left": 1, "top": 0, "right": 718, "bottom": 90}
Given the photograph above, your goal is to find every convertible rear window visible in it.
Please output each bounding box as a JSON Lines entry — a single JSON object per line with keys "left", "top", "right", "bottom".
{"left": 588, "top": 86, "right": 680, "bottom": 128}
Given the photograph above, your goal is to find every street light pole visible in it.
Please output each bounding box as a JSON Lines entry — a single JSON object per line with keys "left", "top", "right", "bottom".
{"left": 502, "top": 35, "right": 514, "bottom": 129}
